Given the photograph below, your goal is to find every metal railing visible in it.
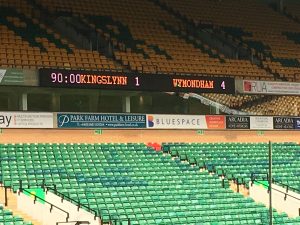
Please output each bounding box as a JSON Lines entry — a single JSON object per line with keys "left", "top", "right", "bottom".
{"left": 15, "top": 178, "right": 100, "bottom": 221}
{"left": 45, "top": 185, "right": 99, "bottom": 220}
{"left": 56, "top": 221, "right": 90, "bottom": 225}
{"left": 274, "top": 180, "right": 300, "bottom": 195}
{"left": 251, "top": 173, "right": 300, "bottom": 203}
{"left": 251, "top": 179, "right": 300, "bottom": 202}
{"left": 21, "top": 188, "right": 70, "bottom": 222}
{"left": 2, "top": 186, "right": 9, "bottom": 206}
{"left": 251, "top": 172, "right": 300, "bottom": 194}
{"left": 1, "top": 178, "right": 131, "bottom": 225}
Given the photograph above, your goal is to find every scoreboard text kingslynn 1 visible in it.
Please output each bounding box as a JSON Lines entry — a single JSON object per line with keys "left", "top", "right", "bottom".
{"left": 39, "top": 68, "right": 235, "bottom": 94}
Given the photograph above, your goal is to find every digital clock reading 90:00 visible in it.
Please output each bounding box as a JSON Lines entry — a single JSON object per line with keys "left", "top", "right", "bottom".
{"left": 39, "top": 68, "right": 235, "bottom": 94}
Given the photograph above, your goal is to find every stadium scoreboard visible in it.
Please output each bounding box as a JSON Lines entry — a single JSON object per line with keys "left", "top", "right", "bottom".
{"left": 39, "top": 68, "right": 235, "bottom": 94}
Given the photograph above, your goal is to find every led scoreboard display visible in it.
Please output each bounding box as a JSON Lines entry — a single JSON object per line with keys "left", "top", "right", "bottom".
{"left": 39, "top": 68, "right": 235, "bottom": 94}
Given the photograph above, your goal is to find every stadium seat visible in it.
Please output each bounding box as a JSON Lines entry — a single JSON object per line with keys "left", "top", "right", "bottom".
{"left": 0, "top": 1, "right": 123, "bottom": 71}
{"left": 1, "top": 143, "right": 300, "bottom": 224}
{"left": 0, "top": 204, "right": 33, "bottom": 225}
{"left": 163, "top": 142, "right": 300, "bottom": 190}
{"left": 1, "top": 0, "right": 300, "bottom": 82}
{"left": 199, "top": 94, "right": 300, "bottom": 116}
{"left": 158, "top": 0, "right": 300, "bottom": 81}
{"left": 242, "top": 95, "right": 300, "bottom": 116}
{"left": 0, "top": 0, "right": 277, "bottom": 79}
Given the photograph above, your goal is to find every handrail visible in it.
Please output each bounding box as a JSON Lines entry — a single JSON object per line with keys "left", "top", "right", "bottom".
{"left": 1, "top": 178, "right": 130, "bottom": 225}
{"left": 21, "top": 177, "right": 47, "bottom": 189}
{"left": 251, "top": 172, "right": 300, "bottom": 194}
{"left": 45, "top": 186, "right": 99, "bottom": 220}
{"left": 15, "top": 179, "right": 100, "bottom": 220}
{"left": 21, "top": 188, "right": 69, "bottom": 222}
{"left": 2, "top": 186, "right": 9, "bottom": 206}
{"left": 1, "top": 178, "right": 47, "bottom": 191}
{"left": 56, "top": 220, "right": 90, "bottom": 225}
{"left": 1, "top": 179, "right": 104, "bottom": 224}
{"left": 0, "top": 152, "right": 132, "bottom": 225}
{"left": 46, "top": 186, "right": 131, "bottom": 224}
{"left": 274, "top": 180, "right": 300, "bottom": 195}
{"left": 251, "top": 177, "right": 300, "bottom": 202}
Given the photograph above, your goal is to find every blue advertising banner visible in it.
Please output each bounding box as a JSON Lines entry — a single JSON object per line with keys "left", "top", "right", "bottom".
{"left": 57, "top": 113, "right": 146, "bottom": 128}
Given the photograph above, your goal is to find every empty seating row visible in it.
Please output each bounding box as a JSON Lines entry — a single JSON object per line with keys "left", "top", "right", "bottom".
{"left": 0, "top": 2, "right": 123, "bottom": 71}
{"left": 2, "top": 0, "right": 300, "bottom": 81}
{"left": 201, "top": 93, "right": 262, "bottom": 109}
{"left": 163, "top": 142, "right": 300, "bottom": 191}
{"left": 0, "top": 204, "right": 33, "bottom": 225}
{"left": 1, "top": 143, "right": 299, "bottom": 224}
{"left": 242, "top": 96, "right": 300, "bottom": 116}
{"left": 199, "top": 94, "right": 300, "bottom": 116}
{"left": 10, "top": 0, "right": 271, "bottom": 79}
{"left": 159, "top": 0, "right": 300, "bottom": 81}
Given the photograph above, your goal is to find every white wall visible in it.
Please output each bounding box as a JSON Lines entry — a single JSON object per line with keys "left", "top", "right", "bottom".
{"left": 249, "top": 182, "right": 300, "bottom": 217}
{"left": 17, "top": 191, "right": 101, "bottom": 225}
{"left": 17, "top": 192, "right": 68, "bottom": 225}
{"left": 45, "top": 191, "right": 101, "bottom": 225}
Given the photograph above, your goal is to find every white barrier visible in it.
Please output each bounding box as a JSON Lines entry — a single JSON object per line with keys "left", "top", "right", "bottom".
{"left": 16, "top": 190, "right": 101, "bottom": 225}
{"left": 249, "top": 182, "right": 300, "bottom": 217}
{"left": 45, "top": 191, "right": 101, "bottom": 225}
{"left": 17, "top": 192, "right": 68, "bottom": 225}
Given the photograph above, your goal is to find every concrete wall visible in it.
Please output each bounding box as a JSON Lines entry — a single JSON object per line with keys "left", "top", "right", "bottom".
{"left": 0, "top": 129, "right": 300, "bottom": 144}
{"left": 45, "top": 191, "right": 100, "bottom": 225}
{"left": 17, "top": 191, "right": 101, "bottom": 225}
{"left": 249, "top": 182, "right": 300, "bottom": 217}
{"left": 17, "top": 192, "right": 69, "bottom": 225}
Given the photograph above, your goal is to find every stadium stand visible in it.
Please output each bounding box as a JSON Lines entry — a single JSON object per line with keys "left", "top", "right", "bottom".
{"left": 1, "top": 0, "right": 300, "bottom": 224}
{"left": 38, "top": 0, "right": 276, "bottom": 78}
{"left": 0, "top": 0, "right": 122, "bottom": 71}
{"left": 1, "top": 0, "right": 299, "bottom": 116}
{"left": 0, "top": 0, "right": 275, "bottom": 79}
{"left": 158, "top": 0, "right": 300, "bottom": 81}
{"left": 0, "top": 204, "right": 33, "bottom": 225}
{"left": 241, "top": 95, "right": 300, "bottom": 116}
{"left": 0, "top": 0, "right": 300, "bottom": 82}
{"left": 284, "top": 0, "right": 300, "bottom": 23}
{"left": 201, "top": 93, "right": 262, "bottom": 109}
{"left": 163, "top": 142, "right": 300, "bottom": 191}
{"left": 1, "top": 143, "right": 300, "bottom": 224}
{"left": 200, "top": 94, "right": 300, "bottom": 116}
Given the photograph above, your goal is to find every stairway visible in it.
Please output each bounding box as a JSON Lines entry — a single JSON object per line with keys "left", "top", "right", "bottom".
{"left": 229, "top": 181, "right": 249, "bottom": 197}
{"left": 0, "top": 186, "right": 42, "bottom": 225}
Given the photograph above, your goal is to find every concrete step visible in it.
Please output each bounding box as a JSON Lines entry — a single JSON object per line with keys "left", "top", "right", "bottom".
{"left": 229, "top": 181, "right": 249, "bottom": 196}
{"left": 0, "top": 186, "right": 43, "bottom": 225}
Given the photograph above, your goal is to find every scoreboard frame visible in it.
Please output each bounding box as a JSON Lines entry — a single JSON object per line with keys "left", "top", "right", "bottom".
{"left": 39, "top": 68, "right": 235, "bottom": 94}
